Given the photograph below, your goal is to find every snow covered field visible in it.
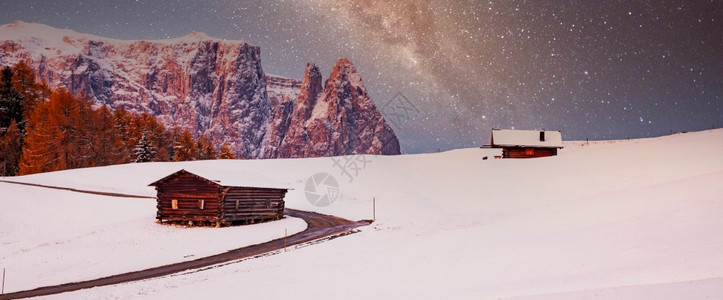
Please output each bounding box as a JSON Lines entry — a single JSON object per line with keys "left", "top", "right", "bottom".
{"left": 0, "top": 185, "right": 307, "bottom": 292}
{"left": 1, "top": 129, "right": 722, "bottom": 299}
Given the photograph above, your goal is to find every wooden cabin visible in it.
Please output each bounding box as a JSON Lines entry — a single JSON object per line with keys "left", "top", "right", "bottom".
{"left": 491, "top": 129, "right": 563, "bottom": 158}
{"left": 149, "top": 169, "right": 288, "bottom": 226}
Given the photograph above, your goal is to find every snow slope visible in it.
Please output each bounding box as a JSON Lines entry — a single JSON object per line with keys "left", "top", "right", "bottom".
{"left": 0, "top": 184, "right": 307, "bottom": 292}
{"left": 1, "top": 129, "right": 722, "bottom": 299}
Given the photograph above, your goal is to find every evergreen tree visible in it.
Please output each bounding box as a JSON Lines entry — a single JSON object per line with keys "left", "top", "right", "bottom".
{"left": 136, "top": 113, "right": 172, "bottom": 162}
{"left": 0, "top": 120, "right": 22, "bottom": 176}
{"left": 12, "top": 61, "right": 46, "bottom": 122}
{"left": 0, "top": 62, "right": 46, "bottom": 175}
{"left": 6, "top": 61, "right": 193, "bottom": 174}
{"left": 131, "top": 133, "right": 156, "bottom": 163}
{"left": 0, "top": 67, "right": 23, "bottom": 132}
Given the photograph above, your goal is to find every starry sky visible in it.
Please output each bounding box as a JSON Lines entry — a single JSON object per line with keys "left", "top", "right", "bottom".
{"left": 2, "top": 0, "right": 721, "bottom": 153}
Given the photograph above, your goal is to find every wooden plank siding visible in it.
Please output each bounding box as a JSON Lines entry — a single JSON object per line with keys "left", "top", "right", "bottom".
{"left": 155, "top": 172, "right": 222, "bottom": 223}
{"left": 222, "top": 187, "right": 286, "bottom": 223}
{"left": 490, "top": 129, "right": 563, "bottom": 159}
{"left": 503, "top": 147, "right": 557, "bottom": 159}
{"left": 150, "top": 169, "right": 288, "bottom": 226}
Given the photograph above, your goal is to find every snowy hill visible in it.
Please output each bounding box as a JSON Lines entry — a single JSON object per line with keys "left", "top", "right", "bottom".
{"left": 1, "top": 129, "right": 722, "bottom": 299}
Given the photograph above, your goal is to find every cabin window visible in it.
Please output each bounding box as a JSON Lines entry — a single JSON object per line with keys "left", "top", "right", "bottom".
{"left": 266, "top": 198, "right": 271, "bottom": 208}
{"left": 199, "top": 200, "right": 205, "bottom": 210}
{"left": 171, "top": 199, "right": 178, "bottom": 210}
{"left": 539, "top": 131, "right": 545, "bottom": 141}
{"left": 525, "top": 148, "right": 535, "bottom": 156}
{"left": 236, "top": 200, "right": 240, "bottom": 210}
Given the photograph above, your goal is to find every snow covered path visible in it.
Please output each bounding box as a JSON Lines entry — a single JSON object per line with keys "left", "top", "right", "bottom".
{"left": 0, "top": 207, "right": 368, "bottom": 299}
{"left": 0, "top": 182, "right": 306, "bottom": 293}
{"left": 0, "top": 179, "right": 155, "bottom": 199}
{"left": 1, "top": 129, "right": 721, "bottom": 299}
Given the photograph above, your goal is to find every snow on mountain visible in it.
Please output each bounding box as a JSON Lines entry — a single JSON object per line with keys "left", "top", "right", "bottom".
{"left": 1, "top": 129, "right": 722, "bottom": 298}
{"left": 261, "top": 74, "right": 302, "bottom": 158}
{"left": 277, "top": 59, "right": 401, "bottom": 157}
{"left": 0, "top": 21, "right": 400, "bottom": 158}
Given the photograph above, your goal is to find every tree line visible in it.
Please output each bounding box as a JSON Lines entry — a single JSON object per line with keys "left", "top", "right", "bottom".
{"left": 0, "top": 61, "right": 236, "bottom": 176}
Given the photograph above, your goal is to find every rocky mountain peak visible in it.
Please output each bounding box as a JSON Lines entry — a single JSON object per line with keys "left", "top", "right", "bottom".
{"left": 277, "top": 58, "right": 400, "bottom": 157}
{"left": 323, "top": 57, "right": 370, "bottom": 107}
{"left": 298, "top": 62, "right": 323, "bottom": 116}
{"left": 184, "top": 31, "right": 212, "bottom": 40}
{"left": 327, "top": 58, "right": 354, "bottom": 78}
{"left": 0, "top": 22, "right": 400, "bottom": 159}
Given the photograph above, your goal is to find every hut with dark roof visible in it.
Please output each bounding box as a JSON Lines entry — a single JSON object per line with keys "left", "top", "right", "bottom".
{"left": 149, "top": 169, "right": 288, "bottom": 226}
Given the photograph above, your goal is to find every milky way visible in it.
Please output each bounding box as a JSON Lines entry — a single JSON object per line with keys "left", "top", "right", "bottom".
{"left": 2, "top": 0, "right": 721, "bottom": 153}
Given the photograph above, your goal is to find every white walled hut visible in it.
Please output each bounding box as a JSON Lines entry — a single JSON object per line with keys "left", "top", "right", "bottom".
{"left": 490, "top": 129, "right": 563, "bottom": 158}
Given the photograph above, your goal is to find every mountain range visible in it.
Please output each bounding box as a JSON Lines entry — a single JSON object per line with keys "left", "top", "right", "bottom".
{"left": 0, "top": 21, "right": 400, "bottom": 158}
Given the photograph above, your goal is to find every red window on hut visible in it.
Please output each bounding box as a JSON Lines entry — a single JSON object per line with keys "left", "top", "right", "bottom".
{"left": 525, "top": 148, "right": 535, "bottom": 156}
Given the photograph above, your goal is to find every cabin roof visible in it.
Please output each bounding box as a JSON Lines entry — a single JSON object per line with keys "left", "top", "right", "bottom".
{"left": 148, "top": 169, "right": 290, "bottom": 190}
{"left": 491, "top": 129, "right": 563, "bottom": 148}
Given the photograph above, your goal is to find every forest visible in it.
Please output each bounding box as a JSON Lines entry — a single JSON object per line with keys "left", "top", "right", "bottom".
{"left": 0, "top": 61, "right": 236, "bottom": 176}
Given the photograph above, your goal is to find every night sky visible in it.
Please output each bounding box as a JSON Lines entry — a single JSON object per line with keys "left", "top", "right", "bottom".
{"left": 2, "top": 0, "right": 721, "bottom": 153}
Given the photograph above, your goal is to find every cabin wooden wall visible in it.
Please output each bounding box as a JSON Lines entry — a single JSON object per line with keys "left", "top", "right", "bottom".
{"left": 221, "top": 187, "right": 286, "bottom": 224}
{"left": 156, "top": 173, "right": 222, "bottom": 223}
{"left": 503, "top": 147, "right": 557, "bottom": 158}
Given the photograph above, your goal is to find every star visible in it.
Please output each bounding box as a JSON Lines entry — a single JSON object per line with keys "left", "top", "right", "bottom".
{"left": 1, "top": 0, "right": 720, "bottom": 153}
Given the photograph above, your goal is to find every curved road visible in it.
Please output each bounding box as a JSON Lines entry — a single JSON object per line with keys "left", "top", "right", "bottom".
{"left": 0, "top": 181, "right": 371, "bottom": 299}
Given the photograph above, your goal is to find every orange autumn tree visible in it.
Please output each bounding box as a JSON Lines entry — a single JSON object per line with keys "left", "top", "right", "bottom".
{"left": 6, "top": 61, "right": 235, "bottom": 175}
{"left": 20, "top": 89, "right": 95, "bottom": 174}
{"left": 134, "top": 113, "right": 173, "bottom": 162}
{"left": 12, "top": 60, "right": 48, "bottom": 122}
{"left": 92, "top": 105, "right": 126, "bottom": 166}
{"left": 0, "top": 120, "right": 22, "bottom": 175}
{"left": 0, "top": 62, "right": 51, "bottom": 175}
{"left": 197, "top": 134, "right": 217, "bottom": 160}
{"left": 218, "top": 143, "right": 236, "bottom": 159}
{"left": 173, "top": 129, "right": 198, "bottom": 161}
